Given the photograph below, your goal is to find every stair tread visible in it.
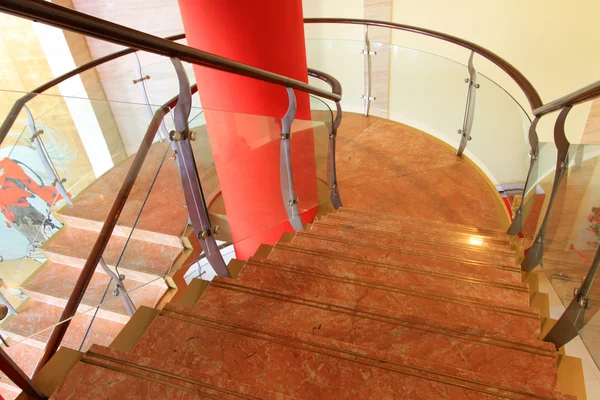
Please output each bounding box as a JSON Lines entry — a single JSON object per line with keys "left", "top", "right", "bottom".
{"left": 164, "top": 284, "right": 559, "bottom": 391}
{"left": 51, "top": 345, "right": 294, "bottom": 400}
{"left": 41, "top": 225, "right": 181, "bottom": 278}
{"left": 58, "top": 143, "right": 189, "bottom": 239}
{"left": 22, "top": 261, "right": 165, "bottom": 318}
{"left": 309, "top": 222, "right": 516, "bottom": 265}
{"left": 228, "top": 262, "right": 542, "bottom": 341}
{"left": 288, "top": 232, "right": 522, "bottom": 285}
{"left": 262, "top": 244, "right": 530, "bottom": 308}
{"left": 129, "top": 310, "right": 570, "bottom": 399}
{"left": 324, "top": 213, "right": 512, "bottom": 251}
{"left": 336, "top": 208, "right": 509, "bottom": 238}
{"left": 3, "top": 300, "right": 124, "bottom": 350}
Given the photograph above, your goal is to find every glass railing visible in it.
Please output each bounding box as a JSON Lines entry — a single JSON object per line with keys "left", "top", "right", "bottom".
{"left": 0, "top": 74, "right": 337, "bottom": 381}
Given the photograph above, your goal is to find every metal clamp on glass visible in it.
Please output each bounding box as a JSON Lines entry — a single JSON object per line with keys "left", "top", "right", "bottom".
{"left": 169, "top": 57, "right": 229, "bottom": 277}
{"left": 456, "top": 51, "right": 479, "bottom": 156}
{"left": 24, "top": 106, "right": 73, "bottom": 205}
{"left": 361, "top": 26, "right": 375, "bottom": 116}
{"left": 280, "top": 87, "right": 303, "bottom": 231}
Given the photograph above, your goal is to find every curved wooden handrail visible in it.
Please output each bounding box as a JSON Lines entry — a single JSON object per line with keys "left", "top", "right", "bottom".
{"left": 304, "top": 18, "right": 543, "bottom": 111}
{"left": 0, "top": 0, "right": 340, "bottom": 104}
{"left": 308, "top": 68, "right": 342, "bottom": 97}
{"left": 534, "top": 79, "right": 600, "bottom": 117}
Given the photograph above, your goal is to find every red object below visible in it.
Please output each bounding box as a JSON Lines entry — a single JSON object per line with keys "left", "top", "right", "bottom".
{"left": 178, "top": 0, "right": 318, "bottom": 259}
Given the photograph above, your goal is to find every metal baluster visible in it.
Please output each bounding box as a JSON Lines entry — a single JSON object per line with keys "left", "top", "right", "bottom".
{"left": 133, "top": 53, "right": 169, "bottom": 141}
{"left": 361, "top": 26, "right": 376, "bottom": 116}
{"left": 328, "top": 101, "right": 343, "bottom": 209}
{"left": 23, "top": 106, "right": 72, "bottom": 205}
{"left": 280, "top": 88, "right": 303, "bottom": 231}
{"left": 456, "top": 51, "right": 479, "bottom": 156}
{"left": 169, "top": 57, "right": 229, "bottom": 277}
{"left": 98, "top": 258, "right": 135, "bottom": 316}
{"left": 507, "top": 117, "right": 540, "bottom": 235}
{"left": 521, "top": 106, "right": 572, "bottom": 272}
{"left": 544, "top": 247, "right": 600, "bottom": 348}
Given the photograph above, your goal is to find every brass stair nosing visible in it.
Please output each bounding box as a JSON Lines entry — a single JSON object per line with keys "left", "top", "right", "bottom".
{"left": 209, "top": 280, "right": 555, "bottom": 358}
{"left": 244, "top": 259, "right": 539, "bottom": 319}
{"left": 83, "top": 352, "right": 253, "bottom": 400}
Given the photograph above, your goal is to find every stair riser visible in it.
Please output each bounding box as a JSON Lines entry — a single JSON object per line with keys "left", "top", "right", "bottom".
{"left": 309, "top": 224, "right": 515, "bottom": 265}
{"left": 264, "top": 247, "right": 530, "bottom": 308}
{"left": 41, "top": 250, "right": 167, "bottom": 288}
{"left": 60, "top": 214, "right": 183, "bottom": 248}
{"left": 290, "top": 235, "right": 522, "bottom": 284}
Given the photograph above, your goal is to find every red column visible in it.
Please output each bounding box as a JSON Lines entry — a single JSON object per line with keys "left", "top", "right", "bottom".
{"left": 178, "top": 0, "right": 318, "bottom": 259}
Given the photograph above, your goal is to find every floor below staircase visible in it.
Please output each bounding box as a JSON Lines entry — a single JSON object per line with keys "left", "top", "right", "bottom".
{"left": 35, "top": 208, "right": 582, "bottom": 399}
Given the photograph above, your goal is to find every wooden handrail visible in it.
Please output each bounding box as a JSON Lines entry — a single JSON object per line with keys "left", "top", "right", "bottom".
{"left": 308, "top": 68, "right": 343, "bottom": 97}
{"left": 304, "top": 18, "right": 543, "bottom": 111}
{"left": 0, "top": 0, "right": 340, "bottom": 103}
{"left": 534, "top": 79, "right": 600, "bottom": 117}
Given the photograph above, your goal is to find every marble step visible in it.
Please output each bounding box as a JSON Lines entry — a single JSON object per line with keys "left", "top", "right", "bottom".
{"left": 308, "top": 221, "right": 516, "bottom": 265}
{"left": 258, "top": 243, "right": 530, "bottom": 308}
{"left": 287, "top": 232, "right": 522, "bottom": 285}
{"left": 336, "top": 207, "right": 511, "bottom": 242}
{"left": 229, "top": 260, "right": 541, "bottom": 341}
{"left": 320, "top": 213, "right": 513, "bottom": 253}
{"left": 129, "top": 308, "right": 571, "bottom": 399}
{"left": 21, "top": 261, "right": 166, "bottom": 324}
{"left": 166, "top": 282, "right": 560, "bottom": 392}
{"left": 51, "top": 345, "right": 293, "bottom": 400}
{"left": 0, "top": 377, "right": 21, "bottom": 400}
{"left": 0, "top": 341, "right": 43, "bottom": 400}
{"left": 41, "top": 225, "right": 181, "bottom": 286}
{"left": 57, "top": 142, "right": 189, "bottom": 247}
{"left": 2, "top": 300, "right": 124, "bottom": 351}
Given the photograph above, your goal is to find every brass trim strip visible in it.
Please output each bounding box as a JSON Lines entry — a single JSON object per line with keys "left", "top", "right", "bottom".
{"left": 246, "top": 259, "right": 538, "bottom": 319}
{"left": 294, "top": 231, "right": 521, "bottom": 272}
{"left": 312, "top": 220, "right": 514, "bottom": 257}
{"left": 273, "top": 243, "right": 529, "bottom": 292}
{"left": 328, "top": 213, "right": 511, "bottom": 246}
{"left": 210, "top": 280, "right": 555, "bottom": 357}
{"left": 159, "top": 309, "right": 556, "bottom": 400}
{"left": 84, "top": 352, "right": 259, "bottom": 400}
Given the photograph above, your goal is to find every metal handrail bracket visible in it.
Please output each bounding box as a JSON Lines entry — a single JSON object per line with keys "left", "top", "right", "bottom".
{"left": 521, "top": 106, "right": 572, "bottom": 272}
{"left": 280, "top": 87, "right": 304, "bottom": 231}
